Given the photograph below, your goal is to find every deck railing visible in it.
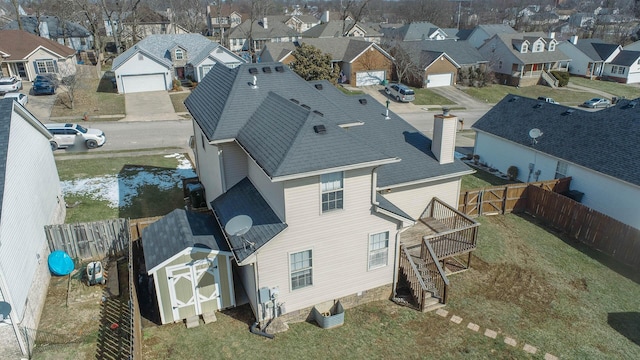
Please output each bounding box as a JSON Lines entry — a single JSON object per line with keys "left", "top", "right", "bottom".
{"left": 399, "top": 245, "right": 434, "bottom": 311}
{"left": 425, "top": 197, "right": 477, "bottom": 230}
{"left": 425, "top": 224, "right": 479, "bottom": 259}
{"left": 419, "top": 240, "right": 449, "bottom": 304}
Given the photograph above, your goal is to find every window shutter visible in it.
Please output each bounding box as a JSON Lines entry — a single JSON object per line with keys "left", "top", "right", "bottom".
{"left": 33, "top": 61, "right": 40, "bottom": 74}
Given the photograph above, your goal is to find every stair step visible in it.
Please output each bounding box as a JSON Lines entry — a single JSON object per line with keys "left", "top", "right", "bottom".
{"left": 202, "top": 312, "right": 217, "bottom": 324}
{"left": 422, "top": 302, "right": 446, "bottom": 313}
{"left": 185, "top": 315, "right": 200, "bottom": 328}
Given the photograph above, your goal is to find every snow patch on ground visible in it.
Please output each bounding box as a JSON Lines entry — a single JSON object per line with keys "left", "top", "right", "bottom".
{"left": 61, "top": 153, "right": 196, "bottom": 208}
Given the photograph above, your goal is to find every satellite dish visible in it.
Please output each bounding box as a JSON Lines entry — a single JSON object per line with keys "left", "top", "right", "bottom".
{"left": 529, "top": 128, "right": 543, "bottom": 145}
{"left": 225, "top": 215, "right": 255, "bottom": 250}
{"left": 225, "top": 215, "right": 253, "bottom": 237}
{"left": 0, "top": 301, "right": 11, "bottom": 321}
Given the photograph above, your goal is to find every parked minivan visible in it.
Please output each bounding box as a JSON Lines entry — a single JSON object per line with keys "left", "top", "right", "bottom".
{"left": 45, "top": 123, "right": 106, "bottom": 150}
{"left": 385, "top": 83, "right": 415, "bottom": 102}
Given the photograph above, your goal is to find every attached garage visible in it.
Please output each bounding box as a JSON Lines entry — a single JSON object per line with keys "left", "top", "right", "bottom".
{"left": 355, "top": 70, "right": 385, "bottom": 86}
{"left": 142, "top": 209, "right": 235, "bottom": 325}
{"left": 626, "top": 72, "right": 640, "bottom": 84}
{"left": 426, "top": 73, "right": 453, "bottom": 88}
{"left": 121, "top": 73, "right": 167, "bottom": 93}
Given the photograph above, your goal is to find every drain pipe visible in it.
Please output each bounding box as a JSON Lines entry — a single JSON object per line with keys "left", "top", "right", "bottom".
{"left": 249, "top": 254, "right": 274, "bottom": 339}
{"left": 250, "top": 321, "right": 274, "bottom": 339}
{"left": 392, "top": 226, "right": 410, "bottom": 296}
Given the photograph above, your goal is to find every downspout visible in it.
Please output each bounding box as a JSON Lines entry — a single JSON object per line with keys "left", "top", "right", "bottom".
{"left": 392, "top": 226, "right": 410, "bottom": 296}
{"left": 371, "top": 166, "right": 379, "bottom": 206}
{"left": 218, "top": 145, "right": 226, "bottom": 192}
{"left": 249, "top": 254, "right": 274, "bottom": 339}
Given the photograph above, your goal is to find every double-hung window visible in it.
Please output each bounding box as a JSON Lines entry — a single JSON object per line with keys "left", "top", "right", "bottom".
{"left": 290, "top": 250, "right": 312, "bottom": 290}
{"left": 555, "top": 161, "right": 568, "bottom": 179}
{"left": 35, "top": 60, "right": 55, "bottom": 74}
{"left": 321, "top": 172, "right": 343, "bottom": 212}
{"left": 369, "top": 232, "right": 389, "bottom": 269}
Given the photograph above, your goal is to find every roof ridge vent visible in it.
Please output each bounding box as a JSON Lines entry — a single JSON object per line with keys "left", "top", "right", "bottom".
{"left": 313, "top": 110, "right": 324, "bottom": 117}
{"left": 509, "top": 96, "right": 519, "bottom": 102}
{"left": 275, "top": 65, "right": 285, "bottom": 72}
{"left": 301, "top": 104, "right": 311, "bottom": 110}
{"left": 248, "top": 67, "right": 258, "bottom": 74}
{"left": 359, "top": 98, "right": 367, "bottom": 105}
{"left": 290, "top": 98, "right": 299, "bottom": 104}
{"left": 313, "top": 125, "right": 326, "bottom": 134}
{"left": 262, "top": 66, "right": 272, "bottom": 73}
{"left": 314, "top": 84, "right": 323, "bottom": 90}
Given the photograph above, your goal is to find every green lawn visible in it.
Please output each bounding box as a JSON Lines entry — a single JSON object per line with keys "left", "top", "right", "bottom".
{"left": 337, "top": 85, "right": 364, "bottom": 95}
{"left": 413, "top": 88, "right": 457, "bottom": 106}
{"left": 569, "top": 76, "right": 640, "bottom": 100}
{"left": 56, "top": 154, "right": 191, "bottom": 223}
{"left": 461, "top": 168, "right": 518, "bottom": 191}
{"left": 138, "top": 213, "right": 640, "bottom": 359}
{"left": 51, "top": 76, "right": 125, "bottom": 118}
{"left": 463, "top": 83, "right": 602, "bottom": 105}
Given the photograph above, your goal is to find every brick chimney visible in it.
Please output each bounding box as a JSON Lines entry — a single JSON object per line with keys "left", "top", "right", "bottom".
{"left": 431, "top": 108, "right": 457, "bottom": 164}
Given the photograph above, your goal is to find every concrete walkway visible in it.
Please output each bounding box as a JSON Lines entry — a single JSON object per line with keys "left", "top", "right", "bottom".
{"left": 123, "top": 91, "right": 183, "bottom": 121}
{"left": 429, "top": 86, "right": 492, "bottom": 111}
{"left": 565, "top": 83, "right": 616, "bottom": 99}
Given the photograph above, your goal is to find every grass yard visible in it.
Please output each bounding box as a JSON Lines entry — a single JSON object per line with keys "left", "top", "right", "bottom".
{"left": 461, "top": 168, "right": 518, "bottom": 191}
{"left": 463, "top": 83, "right": 601, "bottom": 105}
{"left": 50, "top": 76, "right": 125, "bottom": 118}
{"left": 337, "top": 85, "right": 364, "bottom": 95}
{"left": 569, "top": 76, "right": 640, "bottom": 100}
{"left": 139, "top": 213, "right": 640, "bottom": 359}
{"left": 169, "top": 92, "right": 189, "bottom": 113}
{"left": 56, "top": 153, "right": 194, "bottom": 223}
{"left": 413, "top": 88, "right": 457, "bottom": 106}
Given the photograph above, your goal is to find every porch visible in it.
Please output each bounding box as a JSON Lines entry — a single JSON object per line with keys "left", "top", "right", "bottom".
{"left": 397, "top": 197, "right": 480, "bottom": 312}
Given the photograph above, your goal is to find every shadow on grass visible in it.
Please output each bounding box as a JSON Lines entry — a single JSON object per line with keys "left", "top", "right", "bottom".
{"left": 608, "top": 312, "right": 640, "bottom": 347}
{"left": 98, "top": 75, "right": 117, "bottom": 93}
{"left": 513, "top": 212, "right": 640, "bottom": 285}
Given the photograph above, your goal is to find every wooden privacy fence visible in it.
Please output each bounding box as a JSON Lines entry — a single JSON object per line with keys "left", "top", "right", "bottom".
{"left": 525, "top": 186, "right": 640, "bottom": 269}
{"left": 45, "top": 219, "right": 130, "bottom": 261}
{"left": 458, "top": 177, "right": 571, "bottom": 216}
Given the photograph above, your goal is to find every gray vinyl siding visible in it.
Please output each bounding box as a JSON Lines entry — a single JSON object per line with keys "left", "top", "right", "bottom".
{"left": 194, "top": 123, "right": 224, "bottom": 203}
{"left": 222, "top": 142, "right": 247, "bottom": 191}
{"left": 255, "top": 167, "right": 397, "bottom": 315}
{"left": 248, "top": 158, "right": 285, "bottom": 220}
{"left": 384, "top": 178, "right": 461, "bottom": 219}
{"left": 0, "top": 111, "right": 62, "bottom": 319}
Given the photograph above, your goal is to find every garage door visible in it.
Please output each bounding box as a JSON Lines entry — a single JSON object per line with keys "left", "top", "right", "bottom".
{"left": 121, "top": 73, "right": 166, "bottom": 93}
{"left": 626, "top": 72, "right": 640, "bottom": 84}
{"left": 356, "top": 70, "right": 385, "bottom": 86}
{"left": 426, "top": 73, "right": 453, "bottom": 88}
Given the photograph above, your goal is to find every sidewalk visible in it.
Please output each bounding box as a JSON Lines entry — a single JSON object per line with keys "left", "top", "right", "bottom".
{"left": 565, "top": 83, "right": 615, "bottom": 99}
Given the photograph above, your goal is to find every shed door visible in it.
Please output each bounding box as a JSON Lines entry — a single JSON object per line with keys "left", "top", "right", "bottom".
{"left": 121, "top": 73, "right": 166, "bottom": 93}
{"left": 426, "top": 73, "right": 453, "bottom": 88}
{"left": 356, "top": 70, "right": 385, "bottom": 86}
{"left": 194, "top": 258, "right": 221, "bottom": 313}
{"left": 167, "top": 266, "right": 197, "bottom": 321}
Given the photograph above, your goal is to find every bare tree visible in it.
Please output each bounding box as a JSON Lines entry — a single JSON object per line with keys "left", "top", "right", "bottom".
{"left": 9, "top": 0, "right": 23, "bottom": 30}
{"left": 389, "top": 42, "right": 421, "bottom": 84}
{"left": 340, "top": 0, "right": 369, "bottom": 35}
{"left": 74, "top": 0, "right": 105, "bottom": 62}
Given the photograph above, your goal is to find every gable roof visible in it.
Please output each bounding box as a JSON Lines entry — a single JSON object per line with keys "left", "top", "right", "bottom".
{"left": 211, "top": 178, "right": 288, "bottom": 264}
{"left": 260, "top": 42, "right": 295, "bottom": 62}
{"left": 3, "top": 15, "right": 91, "bottom": 38}
{"left": 0, "top": 29, "right": 76, "bottom": 60}
{"left": 487, "top": 32, "right": 571, "bottom": 64}
{"left": 386, "top": 22, "right": 447, "bottom": 41}
{"left": 260, "top": 38, "right": 392, "bottom": 64}
{"left": 141, "top": 209, "right": 230, "bottom": 272}
{"left": 112, "top": 34, "right": 235, "bottom": 70}
{"left": 186, "top": 62, "right": 472, "bottom": 188}
{"left": 228, "top": 18, "right": 298, "bottom": 39}
{"left": 473, "top": 24, "right": 517, "bottom": 38}
{"left": 472, "top": 95, "right": 640, "bottom": 187}
{"left": 567, "top": 38, "right": 620, "bottom": 61}
{"left": 421, "top": 51, "right": 460, "bottom": 69}
{"left": 610, "top": 50, "right": 640, "bottom": 66}
{"left": 409, "top": 39, "right": 487, "bottom": 66}
{"left": 302, "top": 20, "right": 381, "bottom": 38}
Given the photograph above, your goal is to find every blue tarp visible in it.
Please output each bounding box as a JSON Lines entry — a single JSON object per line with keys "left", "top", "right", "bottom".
{"left": 48, "top": 250, "right": 74, "bottom": 276}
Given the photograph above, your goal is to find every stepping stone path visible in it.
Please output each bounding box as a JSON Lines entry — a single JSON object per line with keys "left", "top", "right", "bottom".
{"left": 467, "top": 322, "right": 480, "bottom": 332}
{"left": 484, "top": 329, "right": 498, "bottom": 339}
{"left": 435, "top": 309, "right": 448, "bottom": 317}
{"left": 450, "top": 315, "right": 463, "bottom": 324}
{"left": 545, "top": 354, "right": 559, "bottom": 360}
{"left": 504, "top": 337, "right": 517, "bottom": 347}
{"left": 523, "top": 344, "right": 537, "bottom": 354}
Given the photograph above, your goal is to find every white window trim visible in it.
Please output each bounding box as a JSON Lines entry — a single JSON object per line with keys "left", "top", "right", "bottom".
{"left": 289, "top": 248, "right": 313, "bottom": 291}
{"left": 175, "top": 49, "right": 184, "bottom": 60}
{"left": 368, "top": 231, "right": 390, "bottom": 270}
{"left": 555, "top": 161, "right": 568, "bottom": 179}
{"left": 320, "top": 171, "right": 344, "bottom": 213}
{"left": 35, "top": 59, "right": 55, "bottom": 74}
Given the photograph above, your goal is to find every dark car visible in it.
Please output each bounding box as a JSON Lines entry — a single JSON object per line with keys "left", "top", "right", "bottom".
{"left": 32, "top": 74, "right": 59, "bottom": 95}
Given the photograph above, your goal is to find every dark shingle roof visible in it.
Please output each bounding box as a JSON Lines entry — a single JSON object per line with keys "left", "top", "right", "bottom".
{"left": 228, "top": 19, "right": 298, "bottom": 40}
{"left": 211, "top": 178, "right": 287, "bottom": 263}
{"left": 472, "top": 95, "right": 640, "bottom": 186}
{"left": 387, "top": 22, "right": 445, "bottom": 41}
{"left": 302, "top": 20, "right": 381, "bottom": 38}
{"left": 491, "top": 32, "right": 571, "bottom": 64}
{"left": 0, "top": 100, "right": 12, "bottom": 220}
{"left": 570, "top": 38, "right": 619, "bottom": 61}
{"left": 376, "top": 194, "right": 413, "bottom": 221}
{"left": 408, "top": 40, "right": 486, "bottom": 66}
{"left": 610, "top": 50, "right": 640, "bottom": 66}
{"left": 141, "top": 209, "right": 230, "bottom": 272}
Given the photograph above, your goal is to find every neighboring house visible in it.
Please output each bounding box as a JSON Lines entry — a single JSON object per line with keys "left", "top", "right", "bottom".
{"left": 398, "top": 42, "right": 460, "bottom": 88}
{"left": 473, "top": 95, "right": 640, "bottom": 230}
{"left": 558, "top": 35, "right": 621, "bottom": 78}
{"left": 601, "top": 50, "right": 640, "bottom": 84}
{"left": 184, "top": 62, "right": 475, "bottom": 328}
{"left": 104, "top": 8, "right": 188, "bottom": 48}
{"left": 477, "top": 32, "right": 571, "bottom": 87}
{"left": 141, "top": 209, "right": 235, "bottom": 325}
{"left": 465, "top": 24, "right": 517, "bottom": 49}
{"left": 205, "top": 4, "right": 242, "bottom": 37}
{"left": 0, "top": 99, "right": 66, "bottom": 357}
{"left": 302, "top": 20, "right": 383, "bottom": 44}
{"left": 382, "top": 22, "right": 450, "bottom": 42}
{"left": 408, "top": 39, "right": 488, "bottom": 75}
{"left": 111, "top": 33, "right": 245, "bottom": 94}
{"left": 527, "top": 12, "right": 560, "bottom": 26}
{"left": 0, "top": 30, "right": 77, "bottom": 81}
{"left": 624, "top": 40, "right": 640, "bottom": 51}
{"left": 569, "top": 13, "right": 595, "bottom": 28}
{"left": 226, "top": 17, "right": 299, "bottom": 55}
{"left": 3, "top": 15, "right": 93, "bottom": 52}
{"left": 278, "top": 15, "right": 321, "bottom": 33}
{"left": 260, "top": 38, "right": 394, "bottom": 86}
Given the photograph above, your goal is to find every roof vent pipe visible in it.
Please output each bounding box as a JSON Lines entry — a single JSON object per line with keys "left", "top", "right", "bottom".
{"left": 442, "top": 107, "right": 450, "bottom": 116}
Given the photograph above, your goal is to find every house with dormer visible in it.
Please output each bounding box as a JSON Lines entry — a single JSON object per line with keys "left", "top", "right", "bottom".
{"left": 227, "top": 17, "right": 300, "bottom": 56}
{"left": 302, "top": 20, "right": 383, "bottom": 44}
{"left": 478, "top": 32, "right": 571, "bottom": 87}
{"left": 381, "top": 22, "right": 450, "bottom": 43}
{"left": 558, "top": 35, "right": 621, "bottom": 79}
{"left": 473, "top": 95, "right": 640, "bottom": 230}
{"left": 111, "top": 33, "right": 245, "bottom": 94}
{"left": 180, "top": 62, "right": 479, "bottom": 330}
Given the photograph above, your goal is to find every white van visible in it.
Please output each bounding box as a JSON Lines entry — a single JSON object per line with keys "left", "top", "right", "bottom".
{"left": 45, "top": 123, "right": 106, "bottom": 150}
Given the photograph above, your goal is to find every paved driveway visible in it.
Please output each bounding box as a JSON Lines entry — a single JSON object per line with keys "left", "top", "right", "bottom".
{"left": 123, "top": 91, "right": 181, "bottom": 121}
{"left": 22, "top": 83, "right": 57, "bottom": 122}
